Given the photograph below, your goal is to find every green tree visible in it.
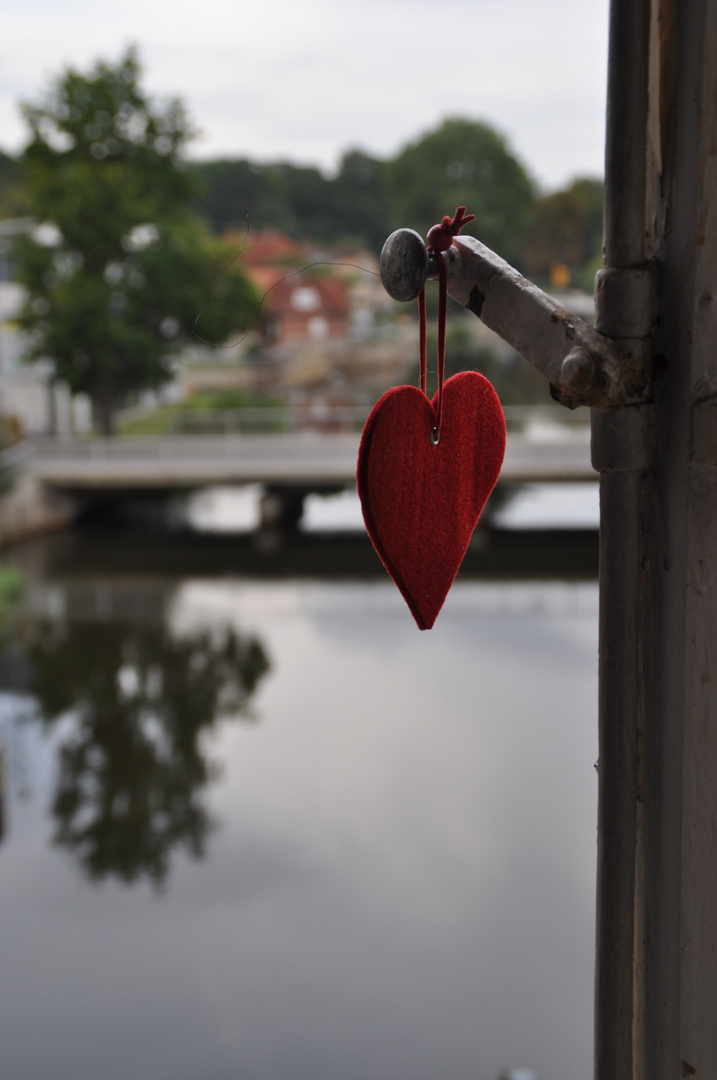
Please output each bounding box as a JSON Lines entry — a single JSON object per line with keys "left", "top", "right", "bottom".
{"left": 330, "top": 150, "right": 392, "bottom": 251}
{"left": 272, "top": 161, "right": 335, "bottom": 240}
{"left": 524, "top": 176, "right": 604, "bottom": 288}
{"left": 189, "top": 157, "right": 293, "bottom": 235}
{"left": 15, "top": 49, "right": 258, "bottom": 434}
{"left": 0, "top": 151, "right": 29, "bottom": 219}
{"left": 190, "top": 149, "right": 392, "bottom": 253}
{"left": 386, "top": 117, "right": 536, "bottom": 267}
{"left": 190, "top": 158, "right": 335, "bottom": 241}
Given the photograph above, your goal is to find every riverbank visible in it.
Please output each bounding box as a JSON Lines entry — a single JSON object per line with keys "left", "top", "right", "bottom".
{"left": 0, "top": 471, "right": 77, "bottom": 548}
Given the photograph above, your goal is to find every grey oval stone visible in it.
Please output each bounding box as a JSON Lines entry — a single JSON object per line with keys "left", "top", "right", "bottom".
{"left": 379, "top": 228, "right": 429, "bottom": 302}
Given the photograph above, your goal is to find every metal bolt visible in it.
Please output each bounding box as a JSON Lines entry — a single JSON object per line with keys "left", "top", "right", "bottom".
{"left": 561, "top": 346, "right": 596, "bottom": 394}
{"left": 379, "top": 228, "right": 431, "bottom": 302}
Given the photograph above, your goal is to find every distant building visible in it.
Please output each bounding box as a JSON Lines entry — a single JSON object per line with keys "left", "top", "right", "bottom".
{"left": 0, "top": 268, "right": 91, "bottom": 437}
{"left": 241, "top": 230, "right": 350, "bottom": 345}
{"left": 261, "top": 275, "right": 349, "bottom": 344}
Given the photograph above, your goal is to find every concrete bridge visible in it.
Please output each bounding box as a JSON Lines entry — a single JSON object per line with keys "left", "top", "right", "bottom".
{"left": 0, "top": 405, "right": 594, "bottom": 538}
{"left": 25, "top": 427, "right": 593, "bottom": 490}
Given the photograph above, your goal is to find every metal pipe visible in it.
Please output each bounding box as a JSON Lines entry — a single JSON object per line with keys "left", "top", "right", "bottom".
{"left": 594, "top": 1, "right": 653, "bottom": 1077}
{"left": 594, "top": 472, "right": 641, "bottom": 1080}
{"left": 603, "top": 0, "right": 651, "bottom": 267}
{"left": 591, "top": 403, "right": 654, "bottom": 1080}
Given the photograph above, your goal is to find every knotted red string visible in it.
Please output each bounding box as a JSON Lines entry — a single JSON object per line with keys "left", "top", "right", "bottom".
{"left": 426, "top": 206, "right": 476, "bottom": 253}
{"left": 421, "top": 287, "right": 425, "bottom": 397}
{"left": 418, "top": 206, "right": 476, "bottom": 443}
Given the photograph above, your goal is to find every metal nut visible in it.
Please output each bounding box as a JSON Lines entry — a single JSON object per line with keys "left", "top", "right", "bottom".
{"left": 561, "top": 346, "right": 596, "bottom": 394}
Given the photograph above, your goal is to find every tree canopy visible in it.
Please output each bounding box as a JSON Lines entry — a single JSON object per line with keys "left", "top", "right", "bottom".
{"left": 385, "top": 118, "right": 537, "bottom": 267}
{"left": 0, "top": 151, "right": 28, "bottom": 219}
{"left": 187, "top": 122, "right": 537, "bottom": 263}
{"left": 0, "top": 56, "right": 603, "bottom": 380}
{"left": 524, "top": 177, "right": 604, "bottom": 288}
{"left": 188, "top": 148, "right": 392, "bottom": 252}
{"left": 15, "top": 49, "right": 258, "bottom": 433}
{"left": 1, "top": 84, "right": 600, "bottom": 271}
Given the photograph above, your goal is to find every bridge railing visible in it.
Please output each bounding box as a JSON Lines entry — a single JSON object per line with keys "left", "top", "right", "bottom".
{"left": 16, "top": 404, "right": 591, "bottom": 467}
{"left": 114, "top": 403, "right": 589, "bottom": 439}
{"left": 159, "top": 405, "right": 366, "bottom": 436}
{"left": 17, "top": 403, "right": 594, "bottom": 483}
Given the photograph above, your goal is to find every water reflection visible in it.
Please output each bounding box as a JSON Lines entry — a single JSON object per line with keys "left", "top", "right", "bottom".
{"left": 0, "top": 533, "right": 599, "bottom": 1079}
{"left": 2, "top": 610, "right": 270, "bottom": 887}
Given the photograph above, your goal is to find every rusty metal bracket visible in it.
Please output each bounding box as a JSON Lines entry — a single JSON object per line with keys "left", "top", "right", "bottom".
{"left": 379, "top": 229, "right": 655, "bottom": 409}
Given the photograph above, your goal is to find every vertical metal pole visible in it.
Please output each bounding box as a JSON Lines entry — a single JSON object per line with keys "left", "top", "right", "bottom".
{"left": 595, "top": 1, "right": 717, "bottom": 1077}
{"left": 603, "top": 0, "right": 650, "bottom": 265}
{"left": 593, "top": 3, "right": 651, "bottom": 1077}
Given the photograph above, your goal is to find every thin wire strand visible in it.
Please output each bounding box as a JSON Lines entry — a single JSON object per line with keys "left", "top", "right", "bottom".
{"left": 418, "top": 286, "right": 427, "bottom": 394}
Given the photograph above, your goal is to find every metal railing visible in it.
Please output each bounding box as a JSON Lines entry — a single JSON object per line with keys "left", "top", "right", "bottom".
{"left": 11, "top": 404, "right": 591, "bottom": 474}
{"left": 113, "top": 403, "right": 589, "bottom": 438}
{"left": 161, "top": 405, "right": 367, "bottom": 436}
{"left": 11, "top": 402, "right": 594, "bottom": 485}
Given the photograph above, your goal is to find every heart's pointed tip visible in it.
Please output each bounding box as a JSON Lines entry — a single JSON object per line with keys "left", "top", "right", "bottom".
{"left": 410, "top": 602, "right": 440, "bottom": 631}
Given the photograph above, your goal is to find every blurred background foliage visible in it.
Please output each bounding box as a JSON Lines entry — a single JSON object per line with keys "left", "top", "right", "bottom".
{"left": 0, "top": 52, "right": 605, "bottom": 289}
{"left": 0, "top": 50, "right": 605, "bottom": 428}
{"left": 385, "top": 118, "right": 537, "bottom": 268}
{"left": 10, "top": 50, "right": 260, "bottom": 435}
{"left": 183, "top": 120, "right": 603, "bottom": 288}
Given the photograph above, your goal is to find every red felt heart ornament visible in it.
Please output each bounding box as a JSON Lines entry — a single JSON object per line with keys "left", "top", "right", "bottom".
{"left": 357, "top": 370, "right": 506, "bottom": 630}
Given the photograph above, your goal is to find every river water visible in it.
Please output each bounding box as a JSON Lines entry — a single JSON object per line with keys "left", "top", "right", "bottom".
{"left": 0, "top": 508, "right": 599, "bottom": 1080}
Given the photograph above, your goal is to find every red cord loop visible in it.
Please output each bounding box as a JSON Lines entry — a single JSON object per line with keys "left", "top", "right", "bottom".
{"left": 426, "top": 205, "right": 476, "bottom": 253}
{"left": 419, "top": 207, "right": 475, "bottom": 444}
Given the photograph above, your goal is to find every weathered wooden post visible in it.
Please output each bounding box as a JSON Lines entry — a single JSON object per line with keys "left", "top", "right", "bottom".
{"left": 378, "top": 0, "right": 717, "bottom": 1074}
{"left": 595, "top": 0, "right": 717, "bottom": 1077}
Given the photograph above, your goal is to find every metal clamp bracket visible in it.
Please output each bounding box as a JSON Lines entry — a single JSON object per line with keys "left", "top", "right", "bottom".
{"left": 379, "top": 229, "right": 655, "bottom": 409}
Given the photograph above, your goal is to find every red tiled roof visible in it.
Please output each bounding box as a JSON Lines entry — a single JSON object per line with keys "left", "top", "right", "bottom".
{"left": 242, "top": 230, "right": 304, "bottom": 267}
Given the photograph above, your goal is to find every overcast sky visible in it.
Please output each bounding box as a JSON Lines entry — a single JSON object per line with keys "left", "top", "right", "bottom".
{"left": 0, "top": 0, "right": 610, "bottom": 192}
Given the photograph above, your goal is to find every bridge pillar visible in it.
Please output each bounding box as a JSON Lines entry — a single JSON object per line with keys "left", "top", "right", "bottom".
{"left": 259, "top": 487, "right": 306, "bottom": 533}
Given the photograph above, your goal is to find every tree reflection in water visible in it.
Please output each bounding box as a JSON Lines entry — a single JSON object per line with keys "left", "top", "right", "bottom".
{"left": 22, "top": 618, "right": 270, "bottom": 888}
